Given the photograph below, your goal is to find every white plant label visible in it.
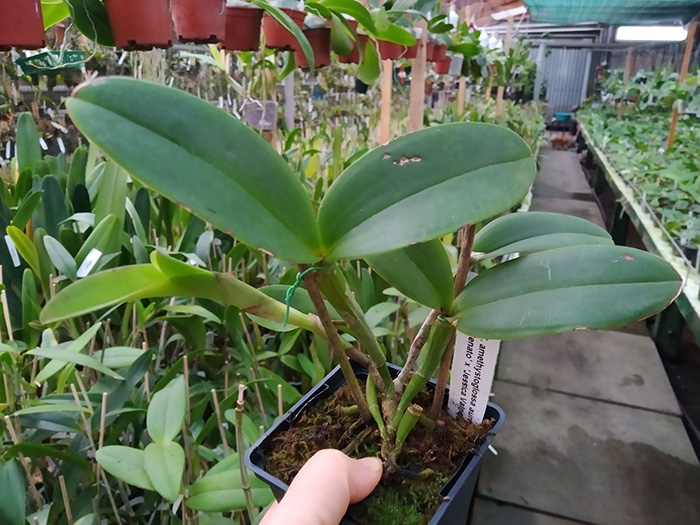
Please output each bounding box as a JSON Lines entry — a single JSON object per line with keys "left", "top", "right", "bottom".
{"left": 57, "top": 137, "right": 66, "bottom": 154}
{"left": 447, "top": 331, "right": 500, "bottom": 424}
{"left": 39, "top": 137, "right": 48, "bottom": 151}
{"left": 77, "top": 248, "right": 102, "bottom": 278}
{"left": 4, "top": 235, "right": 20, "bottom": 267}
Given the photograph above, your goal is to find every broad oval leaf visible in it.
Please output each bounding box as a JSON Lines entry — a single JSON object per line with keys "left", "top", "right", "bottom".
{"left": 366, "top": 239, "right": 453, "bottom": 310}
{"left": 187, "top": 469, "right": 274, "bottom": 512}
{"left": 0, "top": 460, "right": 25, "bottom": 525}
{"left": 473, "top": 212, "right": 613, "bottom": 259}
{"left": 67, "top": 77, "right": 322, "bottom": 262}
{"left": 318, "top": 123, "right": 536, "bottom": 260}
{"left": 453, "top": 246, "right": 682, "bottom": 339}
{"left": 6, "top": 225, "right": 39, "bottom": 276}
{"left": 147, "top": 376, "right": 186, "bottom": 442}
{"left": 95, "top": 446, "right": 154, "bottom": 491}
{"left": 144, "top": 441, "right": 185, "bottom": 502}
{"left": 44, "top": 236, "right": 78, "bottom": 280}
{"left": 11, "top": 191, "right": 43, "bottom": 230}
{"left": 65, "top": 0, "right": 115, "bottom": 46}
{"left": 16, "top": 113, "right": 41, "bottom": 174}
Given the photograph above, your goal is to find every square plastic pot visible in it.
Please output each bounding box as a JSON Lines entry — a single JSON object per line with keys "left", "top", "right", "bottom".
{"left": 0, "top": 0, "right": 46, "bottom": 51}
{"left": 246, "top": 362, "right": 505, "bottom": 524}
{"left": 220, "top": 6, "right": 263, "bottom": 51}
{"left": 104, "top": 0, "right": 173, "bottom": 50}
{"left": 262, "top": 8, "right": 305, "bottom": 51}
{"left": 242, "top": 100, "right": 278, "bottom": 131}
{"left": 172, "top": 0, "right": 226, "bottom": 44}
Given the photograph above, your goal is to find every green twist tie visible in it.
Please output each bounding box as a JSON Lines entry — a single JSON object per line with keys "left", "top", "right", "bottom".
{"left": 283, "top": 265, "right": 331, "bottom": 327}
{"left": 437, "top": 315, "right": 450, "bottom": 324}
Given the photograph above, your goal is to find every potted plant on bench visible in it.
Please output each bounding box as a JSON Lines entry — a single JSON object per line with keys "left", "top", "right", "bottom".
{"left": 41, "top": 77, "right": 682, "bottom": 524}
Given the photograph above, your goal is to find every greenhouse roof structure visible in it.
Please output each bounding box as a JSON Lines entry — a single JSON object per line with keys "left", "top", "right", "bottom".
{"left": 522, "top": 0, "right": 700, "bottom": 25}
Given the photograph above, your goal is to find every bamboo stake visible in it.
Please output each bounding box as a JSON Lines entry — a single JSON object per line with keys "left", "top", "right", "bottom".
{"left": 4, "top": 415, "right": 42, "bottom": 507}
{"left": 277, "top": 384, "right": 283, "bottom": 418}
{"left": 59, "top": 475, "right": 74, "bottom": 524}
{"left": 495, "top": 17, "right": 514, "bottom": 117}
{"left": 379, "top": 59, "right": 393, "bottom": 144}
{"left": 183, "top": 356, "right": 191, "bottom": 428}
{"left": 408, "top": 20, "right": 429, "bottom": 132}
{"left": 98, "top": 392, "right": 107, "bottom": 450}
{"left": 248, "top": 367, "right": 268, "bottom": 426}
{"left": 144, "top": 372, "right": 151, "bottom": 402}
{"left": 235, "top": 385, "right": 258, "bottom": 519}
{"left": 1, "top": 290, "right": 14, "bottom": 341}
{"left": 211, "top": 389, "right": 231, "bottom": 456}
{"left": 667, "top": 22, "right": 697, "bottom": 149}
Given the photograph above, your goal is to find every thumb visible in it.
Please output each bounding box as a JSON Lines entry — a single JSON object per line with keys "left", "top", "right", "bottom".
{"left": 262, "top": 449, "right": 383, "bottom": 525}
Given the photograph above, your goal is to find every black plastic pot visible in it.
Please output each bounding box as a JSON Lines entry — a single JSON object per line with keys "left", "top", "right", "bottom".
{"left": 246, "top": 362, "right": 505, "bottom": 524}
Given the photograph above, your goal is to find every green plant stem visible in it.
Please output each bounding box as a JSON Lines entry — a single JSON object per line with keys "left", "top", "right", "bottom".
{"left": 235, "top": 385, "right": 257, "bottom": 520}
{"left": 366, "top": 375, "right": 386, "bottom": 439}
{"left": 390, "top": 321, "right": 454, "bottom": 432}
{"left": 430, "top": 224, "right": 476, "bottom": 419}
{"left": 317, "top": 265, "right": 393, "bottom": 394}
{"left": 395, "top": 404, "right": 422, "bottom": 455}
{"left": 301, "top": 266, "right": 372, "bottom": 424}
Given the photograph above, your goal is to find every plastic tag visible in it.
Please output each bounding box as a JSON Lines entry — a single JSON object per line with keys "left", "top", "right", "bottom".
{"left": 77, "top": 248, "right": 102, "bottom": 278}
{"left": 447, "top": 332, "right": 500, "bottom": 424}
{"left": 39, "top": 137, "right": 48, "bottom": 151}
{"left": 57, "top": 137, "right": 66, "bottom": 154}
{"left": 50, "top": 121, "right": 68, "bottom": 134}
{"left": 4, "top": 235, "right": 20, "bottom": 267}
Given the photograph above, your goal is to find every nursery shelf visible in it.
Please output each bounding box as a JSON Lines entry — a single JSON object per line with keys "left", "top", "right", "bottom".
{"left": 580, "top": 122, "right": 700, "bottom": 342}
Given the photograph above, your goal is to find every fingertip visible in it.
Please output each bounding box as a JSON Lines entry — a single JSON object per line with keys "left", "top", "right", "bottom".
{"left": 348, "top": 457, "right": 383, "bottom": 504}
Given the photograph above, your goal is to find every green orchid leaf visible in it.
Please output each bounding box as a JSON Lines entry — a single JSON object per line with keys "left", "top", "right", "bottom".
{"left": 251, "top": 0, "right": 314, "bottom": 71}
{"left": 65, "top": 0, "right": 115, "bottom": 46}
{"left": 366, "top": 239, "right": 453, "bottom": 310}
{"left": 27, "top": 346, "right": 124, "bottom": 380}
{"left": 16, "top": 113, "right": 41, "bottom": 174}
{"left": 473, "top": 212, "right": 613, "bottom": 259}
{"left": 453, "top": 246, "right": 682, "bottom": 339}
{"left": 144, "top": 441, "right": 184, "bottom": 502}
{"left": 6, "top": 225, "right": 40, "bottom": 276}
{"left": 358, "top": 38, "right": 380, "bottom": 85}
{"left": 43, "top": 235, "right": 78, "bottom": 280}
{"left": 147, "top": 376, "right": 186, "bottom": 442}
{"left": 42, "top": 0, "right": 71, "bottom": 28}
{"left": 66, "top": 77, "right": 322, "bottom": 262}
{"left": 187, "top": 469, "right": 274, "bottom": 512}
{"left": 0, "top": 460, "right": 25, "bottom": 525}
{"left": 92, "top": 347, "right": 151, "bottom": 369}
{"left": 11, "top": 191, "right": 43, "bottom": 230}
{"left": 318, "top": 0, "right": 376, "bottom": 33}
{"left": 319, "top": 123, "right": 536, "bottom": 259}
{"left": 375, "top": 23, "right": 416, "bottom": 46}
{"left": 96, "top": 446, "right": 154, "bottom": 491}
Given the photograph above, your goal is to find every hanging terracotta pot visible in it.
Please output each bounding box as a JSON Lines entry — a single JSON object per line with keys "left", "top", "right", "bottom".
{"left": 220, "top": 6, "right": 263, "bottom": 51}
{"left": 0, "top": 0, "right": 46, "bottom": 51}
{"left": 262, "top": 8, "right": 305, "bottom": 51}
{"left": 104, "top": 0, "right": 173, "bottom": 51}
{"left": 426, "top": 41, "right": 436, "bottom": 62}
{"left": 294, "top": 27, "right": 331, "bottom": 68}
{"left": 403, "top": 43, "right": 418, "bottom": 60}
{"left": 434, "top": 57, "right": 451, "bottom": 74}
{"left": 433, "top": 43, "right": 448, "bottom": 62}
{"left": 172, "top": 0, "right": 225, "bottom": 44}
{"left": 339, "top": 34, "right": 369, "bottom": 64}
{"left": 378, "top": 40, "right": 405, "bottom": 60}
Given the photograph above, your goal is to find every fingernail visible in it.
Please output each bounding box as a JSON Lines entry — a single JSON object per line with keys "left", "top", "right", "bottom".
{"left": 367, "top": 457, "right": 383, "bottom": 473}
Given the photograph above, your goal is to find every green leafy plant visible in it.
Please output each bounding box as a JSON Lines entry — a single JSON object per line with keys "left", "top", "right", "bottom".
{"left": 42, "top": 77, "right": 682, "bottom": 475}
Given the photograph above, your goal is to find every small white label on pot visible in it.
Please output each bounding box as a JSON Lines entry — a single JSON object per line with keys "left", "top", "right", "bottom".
{"left": 50, "top": 121, "right": 68, "bottom": 134}
{"left": 77, "top": 248, "right": 102, "bottom": 278}
{"left": 447, "top": 332, "right": 500, "bottom": 424}
{"left": 57, "top": 137, "right": 66, "bottom": 154}
{"left": 4, "top": 235, "right": 20, "bottom": 267}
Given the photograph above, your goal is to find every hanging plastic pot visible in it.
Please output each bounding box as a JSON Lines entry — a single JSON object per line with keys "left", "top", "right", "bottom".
{"left": 220, "top": 6, "right": 263, "bottom": 51}
{"left": 434, "top": 57, "right": 451, "bottom": 74}
{"left": 339, "top": 34, "right": 369, "bottom": 64}
{"left": 262, "top": 8, "right": 305, "bottom": 51}
{"left": 433, "top": 43, "right": 448, "bottom": 62}
{"left": 0, "top": 0, "right": 46, "bottom": 51}
{"left": 403, "top": 43, "right": 418, "bottom": 60}
{"left": 172, "top": 0, "right": 225, "bottom": 44}
{"left": 104, "top": 0, "right": 173, "bottom": 51}
{"left": 295, "top": 28, "right": 331, "bottom": 68}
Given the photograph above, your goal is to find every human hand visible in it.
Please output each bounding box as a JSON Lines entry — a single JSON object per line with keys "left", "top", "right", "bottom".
{"left": 261, "top": 449, "right": 383, "bottom": 525}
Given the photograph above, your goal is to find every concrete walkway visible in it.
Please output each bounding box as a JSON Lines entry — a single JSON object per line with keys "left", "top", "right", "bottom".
{"left": 470, "top": 146, "right": 700, "bottom": 524}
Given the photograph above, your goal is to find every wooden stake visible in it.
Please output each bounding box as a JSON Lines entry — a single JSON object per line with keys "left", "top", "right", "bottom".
{"left": 277, "top": 384, "right": 283, "bottom": 417}
{"left": 495, "top": 17, "right": 514, "bottom": 117}
{"left": 1, "top": 290, "right": 14, "bottom": 341}
{"left": 5, "top": 416, "right": 42, "bottom": 507}
{"left": 183, "top": 356, "right": 191, "bottom": 428}
{"left": 98, "top": 392, "right": 107, "bottom": 450}
{"left": 144, "top": 372, "right": 151, "bottom": 402}
{"left": 668, "top": 22, "right": 697, "bottom": 149}
{"left": 59, "top": 475, "right": 74, "bottom": 524}
{"left": 74, "top": 372, "right": 94, "bottom": 415}
{"left": 211, "top": 389, "right": 230, "bottom": 456}
{"left": 379, "top": 59, "right": 393, "bottom": 144}
{"left": 408, "top": 20, "right": 428, "bottom": 132}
